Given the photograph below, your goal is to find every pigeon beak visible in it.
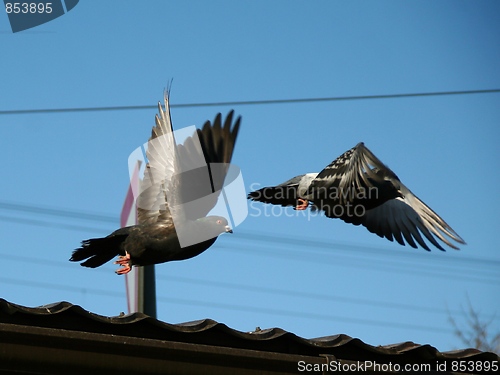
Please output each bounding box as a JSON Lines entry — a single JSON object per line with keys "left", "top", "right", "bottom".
{"left": 225, "top": 225, "right": 233, "bottom": 234}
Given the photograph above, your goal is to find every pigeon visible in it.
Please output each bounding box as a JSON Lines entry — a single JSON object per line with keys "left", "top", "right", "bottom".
{"left": 70, "top": 93, "right": 241, "bottom": 274}
{"left": 248, "top": 142, "right": 465, "bottom": 251}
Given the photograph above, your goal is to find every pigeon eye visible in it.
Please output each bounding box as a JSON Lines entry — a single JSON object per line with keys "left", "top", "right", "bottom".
{"left": 216, "top": 219, "right": 222, "bottom": 224}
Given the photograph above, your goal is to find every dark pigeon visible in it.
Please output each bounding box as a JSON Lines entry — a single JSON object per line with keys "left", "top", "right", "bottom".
{"left": 70, "top": 93, "right": 241, "bottom": 274}
{"left": 248, "top": 142, "right": 465, "bottom": 251}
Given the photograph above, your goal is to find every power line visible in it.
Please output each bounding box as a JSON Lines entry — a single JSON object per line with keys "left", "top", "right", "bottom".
{"left": 2, "top": 198, "right": 498, "bottom": 270}
{"left": 0, "top": 274, "right": 454, "bottom": 334}
{"left": 2, "top": 209, "right": 493, "bottom": 284}
{"left": 0, "top": 200, "right": 489, "bottom": 264}
{"left": 0, "top": 276, "right": 121, "bottom": 300}
{"left": 0, "top": 252, "right": 477, "bottom": 319}
{"left": 217, "top": 244, "right": 499, "bottom": 285}
{"left": 0, "top": 215, "right": 111, "bottom": 235}
{"left": 3, "top": 251, "right": 498, "bottom": 332}
{"left": 234, "top": 231, "right": 500, "bottom": 269}
{"left": 156, "top": 295, "right": 455, "bottom": 334}
{"left": 0, "top": 201, "right": 117, "bottom": 224}
{"left": 156, "top": 274, "right": 466, "bottom": 318}
{"left": 1, "top": 89, "right": 499, "bottom": 115}
{"left": 1, "top": 200, "right": 499, "bottom": 285}
{"left": 3, "top": 191, "right": 494, "bottom": 274}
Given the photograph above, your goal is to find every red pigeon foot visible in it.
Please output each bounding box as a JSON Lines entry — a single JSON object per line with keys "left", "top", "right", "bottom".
{"left": 114, "top": 253, "right": 132, "bottom": 275}
{"left": 295, "top": 198, "right": 309, "bottom": 210}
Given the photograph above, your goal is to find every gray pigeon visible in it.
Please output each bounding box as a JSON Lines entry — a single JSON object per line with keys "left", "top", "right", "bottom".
{"left": 70, "top": 93, "right": 241, "bottom": 274}
{"left": 248, "top": 142, "right": 465, "bottom": 251}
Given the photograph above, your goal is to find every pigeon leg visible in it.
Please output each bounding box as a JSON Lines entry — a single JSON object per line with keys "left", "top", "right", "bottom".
{"left": 295, "top": 198, "right": 309, "bottom": 210}
{"left": 114, "top": 252, "right": 132, "bottom": 275}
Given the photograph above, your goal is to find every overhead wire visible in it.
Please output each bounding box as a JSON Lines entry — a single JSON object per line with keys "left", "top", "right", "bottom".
{"left": 0, "top": 201, "right": 117, "bottom": 223}
{"left": 1, "top": 203, "right": 498, "bottom": 334}
{"left": 1, "top": 199, "right": 498, "bottom": 273}
{"left": 1, "top": 200, "right": 499, "bottom": 285}
{"left": 0, "top": 254, "right": 476, "bottom": 334}
{"left": 0, "top": 274, "right": 454, "bottom": 334}
{"left": 0, "top": 214, "right": 110, "bottom": 235}
{"left": 217, "top": 242, "right": 500, "bottom": 285}
{"left": 155, "top": 295, "right": 455, "bottom": 334}
{"left": 155, "top": 274, "right": 467, "bottom": 318}
{"left": 0, "top": 251, "right": 479, "bottom": 320}
{"left": 0, "top": 89, "right": 499, "bottom": 115}
{"left": 1, "top": 235, "right": 499, "bottom": 327}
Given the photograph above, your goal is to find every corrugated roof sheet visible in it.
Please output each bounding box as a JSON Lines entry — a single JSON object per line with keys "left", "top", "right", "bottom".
{"left": 1, "top": 298, "right": 498, "bottom": 374}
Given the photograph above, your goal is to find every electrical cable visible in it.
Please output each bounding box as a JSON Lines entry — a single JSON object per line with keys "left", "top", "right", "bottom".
{"left": 1, "top": 89, "right": 499, "bottom": 115}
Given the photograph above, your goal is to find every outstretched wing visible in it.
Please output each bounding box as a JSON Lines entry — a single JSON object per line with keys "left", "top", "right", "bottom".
{"left": 137, "top": 94, "right": 241, "bottom": 224}
{"left": 343, "top": 184, "right": 466, "bottom": 251}
{"left": 310, "top": 143, "right": 465, "bottom": 250}
{"left": 175, "top": 111, "right": 241, "bottom": 220}
{"left": 136, "top": 92, "right": 177, "bottom": 225}
{"left": 308, "top": 142, "right": 399, "bottom": 208}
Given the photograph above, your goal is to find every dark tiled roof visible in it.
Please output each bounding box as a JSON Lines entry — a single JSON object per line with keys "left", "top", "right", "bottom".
{"left": 0, "top": 298, "right": 498, "bottom": 374}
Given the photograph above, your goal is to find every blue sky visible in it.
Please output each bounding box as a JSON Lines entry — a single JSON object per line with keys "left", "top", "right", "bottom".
{"left": 1, "top": 0, "right": 499, "bottom": 352}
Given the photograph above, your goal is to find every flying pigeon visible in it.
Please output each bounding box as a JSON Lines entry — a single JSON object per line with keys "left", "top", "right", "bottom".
{"left": 70, "top": 93, "right": 241, "bottom": 274}
{"left": 248, "top": 142, "right": 465, "bottom": 251}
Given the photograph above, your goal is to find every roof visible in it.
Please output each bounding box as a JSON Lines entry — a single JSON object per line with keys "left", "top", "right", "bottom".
{"left": 0, "top": 298, "right": 498, "bottom": 374}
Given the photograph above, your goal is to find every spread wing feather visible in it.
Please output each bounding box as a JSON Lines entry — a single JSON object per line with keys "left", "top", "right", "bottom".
{"left": 187, "top": 111, "right": 241, "bottom": 219}
{"left": 311, "top": 143, "right": 465, "bottom": 250}
{"left": 308, "top": 143, "right": 398, "bottom": 206}
{"left": 137, "top": 93, "right": 177, "bottom": 225}
{"left": 136, "top": 93, "right": 241, "bottom": 224}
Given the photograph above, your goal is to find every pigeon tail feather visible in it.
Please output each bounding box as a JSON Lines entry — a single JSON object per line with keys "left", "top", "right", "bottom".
{"left": 70, "top": 233, "right": 129, "bottom": 268}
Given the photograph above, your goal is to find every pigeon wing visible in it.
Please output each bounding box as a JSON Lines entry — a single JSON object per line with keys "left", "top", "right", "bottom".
{"left": 136, "top": 92, "right": 178, "bottom": 225}
{"left": 198, "top": 111, "right": 241, "bottom": 193}
{"left": 343, "top": 184, "right": 466, "bottom": 250}
{"left": 170, "top": 110, "right": 241, "bottom": 220}
{"left": 312, "top": 143, "right": 465, "bottom": 250}
{"left": 308, "top": 142, "right": 399, "bottom": 207}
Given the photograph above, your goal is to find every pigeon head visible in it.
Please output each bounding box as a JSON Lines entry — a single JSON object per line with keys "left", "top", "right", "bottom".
{"left": 196, "top": 216, "right": 233, "bottom": 235}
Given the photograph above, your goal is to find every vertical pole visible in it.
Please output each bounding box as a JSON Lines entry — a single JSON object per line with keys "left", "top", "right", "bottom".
{"left": 121, "top": 160, "right": 157, "bottom": 318}
{"left": 142, "top": 265, "right": 157, "bottom": 317}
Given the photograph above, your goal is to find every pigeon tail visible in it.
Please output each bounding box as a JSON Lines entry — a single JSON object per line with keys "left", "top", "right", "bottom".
{"left": 70, "top": 232, "right": 129, "bottom": 268}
